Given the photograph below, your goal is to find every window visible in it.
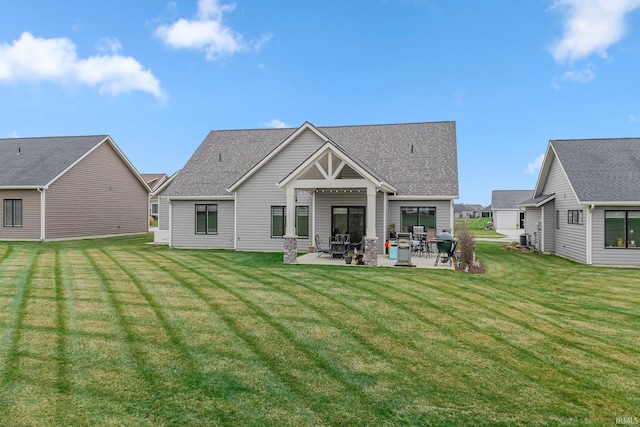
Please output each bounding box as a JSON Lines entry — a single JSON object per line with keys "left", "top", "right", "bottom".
{"left": 567, "top": 209, "right": 583, "bottom": 225}
{"left": 3, "top": 199, "right": 22, "bottom": 227}
{"left": 271, "top": 206, "right": 310, "bottom": 238}
{"left": 296, "top": 206, "right": 309, "bottom": 238}
{"left": 271, "top": 206, "right": 285, "bottom": 237}
{"left": 556, "top": 210, "right": 560, "bottom": 229}
{"left": 400, "top": 207, "right": 436, "bottom": 232}
{"left": 151, "top": 203, "right": 158, "bottom": 216}
{"left": 195, "top": 204, "right": 217, "bottom": 234}
{"left": 605, "top": 210, "right": 640, "bottom": 248}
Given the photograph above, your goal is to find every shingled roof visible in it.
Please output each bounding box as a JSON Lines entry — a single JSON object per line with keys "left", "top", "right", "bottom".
{"left": 549, "top": 138, "right": 640, "bottom": 203}
{"left": 491, "top": 190, "right": 533, "bottom": 210}
{"left": 164, "top": 121, "right": 458, "bottom": 197}
{"left": 0, "top": 135, "right": 108, "bottom": 187}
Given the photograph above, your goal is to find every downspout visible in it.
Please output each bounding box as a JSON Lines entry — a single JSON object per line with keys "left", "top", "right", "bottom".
{"left": 311, "top": 191, "right": 316, "bottom": 248}
{"left": 450, "top": 199, "right": 455, "bottom": 233}
{"left": 233, "top": 192, "right": 237, "bottom": 250}
{"left": 37, "top": 187, "right": 45, "bottom": 241}
{"left": 383, "top": 191, "right": 388, "bottom": 241}
{"left": 586, "top": 204, "right": 594, "bottom": 265}
{"left": 168, "top": 199, "right": 173, "bottom": 248}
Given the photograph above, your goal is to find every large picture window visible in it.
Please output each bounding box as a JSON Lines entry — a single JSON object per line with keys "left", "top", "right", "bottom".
{"left": 605, "top": 210, "right": 640, "bottom": 248}
{"left": 272, "top": 206, "right": 310, "bottom": 238}
{"left": 3, "top": 199, "right": 22, "bottom": 227}
{"left": 195, "top": 204, "right": 217, "bottom": 234}
{"left": 400, "top": 207, "right": 436, "bottom": 232}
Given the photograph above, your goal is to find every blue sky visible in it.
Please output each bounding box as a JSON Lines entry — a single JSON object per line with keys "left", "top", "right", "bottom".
{"left": 2, "top": 0, "right": 640, "bottom": 205}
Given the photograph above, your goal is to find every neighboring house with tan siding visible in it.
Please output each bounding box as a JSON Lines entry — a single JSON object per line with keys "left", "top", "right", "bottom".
{"left": 157, "top": 121, "right": 459, "bottom": 265}
{"left": 521, "top": 138, "right": 640, "bottom": 265}
{"left": 0, "top": 135, "right": 150, "bottom": 241}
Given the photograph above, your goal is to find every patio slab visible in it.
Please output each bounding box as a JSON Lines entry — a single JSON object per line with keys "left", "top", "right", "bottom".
{"left": 296, "top": 252, "right": 455, "bottom": 270}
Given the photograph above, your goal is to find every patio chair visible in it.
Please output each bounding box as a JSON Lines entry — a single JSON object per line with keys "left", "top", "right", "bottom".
{"left": 314, "top": 235, "right": 331, "bottom": 257}
{"left": 424, "top": 227, "right": 437, "bottom": 257}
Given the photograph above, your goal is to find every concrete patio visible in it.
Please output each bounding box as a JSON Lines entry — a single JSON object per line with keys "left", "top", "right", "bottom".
{"left": 296, "top": 252, "right": 455, "bottom": 270}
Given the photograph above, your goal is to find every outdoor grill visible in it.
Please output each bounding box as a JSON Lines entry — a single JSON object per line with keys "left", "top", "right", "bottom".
{"left": 395, "top": 232, "right": 412, "bottom": 266}
{"left": 434, "top": 231, "right": 456, "bottom": 266}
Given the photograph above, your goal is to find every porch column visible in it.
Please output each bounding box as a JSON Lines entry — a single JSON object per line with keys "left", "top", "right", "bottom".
{"left": 366, "top": 185, "right": 377, "bottom": 238}
{"left": 284, "top": 186, "right": 298, "bottom": 264}
{"left": 365, "top": 185, "right": 378, "bottom": 267}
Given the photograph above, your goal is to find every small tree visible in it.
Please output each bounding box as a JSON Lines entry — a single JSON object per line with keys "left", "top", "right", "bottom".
{"left": 457, "top": 222, "right": 475, "bottom": 269}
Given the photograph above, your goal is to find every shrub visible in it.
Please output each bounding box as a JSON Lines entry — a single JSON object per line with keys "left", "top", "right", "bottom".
{"left": 457, "top": 222, "right": 475, "bottom": 268}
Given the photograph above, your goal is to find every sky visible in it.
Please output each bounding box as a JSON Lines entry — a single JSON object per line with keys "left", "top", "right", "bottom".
{"left": 2, "top": 0, "right": 640, "bottom": 205}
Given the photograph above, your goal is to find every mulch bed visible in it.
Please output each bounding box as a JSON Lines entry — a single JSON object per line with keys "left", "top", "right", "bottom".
{"left": 453, "top": 258, "right": 486, "bottom": 274}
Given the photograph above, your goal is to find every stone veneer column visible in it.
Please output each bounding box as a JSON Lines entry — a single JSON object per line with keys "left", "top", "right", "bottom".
{"left": 363, "top": 237, "right": 378, "bottom": 267}
{"left": 283, "top": 236, "right": 298, "bottom": 264}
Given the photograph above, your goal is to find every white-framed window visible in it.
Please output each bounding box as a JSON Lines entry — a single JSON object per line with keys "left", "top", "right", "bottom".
{"left": 3, "top": 199, "right": 22, "bottom": 227}
{"left": 195, "top": 204, "right": 217, "bottom": 234}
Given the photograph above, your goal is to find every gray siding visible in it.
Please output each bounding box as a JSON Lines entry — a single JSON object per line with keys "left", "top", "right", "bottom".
{"left": 541, "top": 157, "right": 586, "bottom": 263}
{"left": 387, "top": 199, "right": 453, "bottom": 235}
{"left": 235, "top": 129, "right": 323, "bottom": 251}
{"left": 171, "top": 200, "right": 234, "bottom": 249}
{"left": 591, "top": 207, "right": 640, "bottom": 265}
{"left": 524, "top": 208, "right": 541, "bottom": 249}
{"left": 0, "top": 189, "right": 41, "bottom": 241}
{"left": 45, "top": 142, "right": 149, "bottom": 240}
{"left": 158, "top": 195, "right": 170, "bottom": 231}
{"left": 542, "top": 202, "right": 555, "bottom": 253}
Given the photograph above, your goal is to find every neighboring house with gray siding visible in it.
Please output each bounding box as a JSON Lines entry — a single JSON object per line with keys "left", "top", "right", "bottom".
{"left": 0, "top": 135, "right": 150, "bottom": 241}
{"left": 491, "top": 190, "right": 532, "bottom": 230}
{"left": 142, "top": 173, "right": 169, "bottom": 219}
{"left": 521, "top": 138, "right": 640, "bottom": 265}
{"left": 157, "top": 121, "right": 459, "bottom": 264}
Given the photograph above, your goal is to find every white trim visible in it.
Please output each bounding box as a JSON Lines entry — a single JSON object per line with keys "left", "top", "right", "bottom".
{"left": 311, "top": 191, "right": 316, "bottom": 247}
{"left": 233, "top": 192, "right": 237, "bottom": 250}
{"left": 167, "top": 195, "right": 235, "bottom": 201}
{"left": 152, "top": 170, "right": 180, "bottom": 197}
{"left": 37, "top": 187, "right": 46, "bottom": 241}
{"left": 383, "top": 191, "right": 388, "bottom": 241}
{"left": 450, "top": 199, "right": 455, "bottom": 233}
{"left": 227, "top": 122, "right": 329, "bottom": 192}
{"left": 278, "top": 142, "right": 396, "bottom": 193}
{"left": 168, "top": 200, "right": 173, "bottom": 248}
{"left": 580, "top": 201, "right": 640, "bottom": 207}
{"left": 586, "top": 204, "right": 594, "bottom": 265}
{"left": 388, "top": 195, "right": 458, "bottom": 201}
{"left": 0, "top": 186, "right": 47, "bottom": 190}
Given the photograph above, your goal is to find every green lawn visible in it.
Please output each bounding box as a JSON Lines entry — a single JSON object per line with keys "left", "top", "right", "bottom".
{"left": 455, "top": 217, "right": 504, "bottom": 238}
{"left": 0, "top": 234, "right": 638, "bottom": 426}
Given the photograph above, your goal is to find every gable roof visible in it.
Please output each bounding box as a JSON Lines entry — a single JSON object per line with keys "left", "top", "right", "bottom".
{"left": 0, "top": 135, "right": 149, "bottom": 190}
{"left": 164, "top": 121, "right": 458, "bottom": 197}
{"left": 537, "top": 138, "right": 640, "bottom": 203}
{"left": 491, "top": 190, "right": 533, "bottom": 210}
{"left": 141, "top": 173, "right": 168, "bottom": 191}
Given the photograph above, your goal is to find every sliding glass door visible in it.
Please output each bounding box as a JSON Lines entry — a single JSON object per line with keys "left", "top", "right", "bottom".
{"left": 332, "top": 206, "right": 365, "bottom": 243}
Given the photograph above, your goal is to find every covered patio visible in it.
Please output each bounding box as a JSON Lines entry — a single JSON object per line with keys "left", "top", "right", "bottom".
{"left": 296, "top": 252, "right": 455, "bottom": 270}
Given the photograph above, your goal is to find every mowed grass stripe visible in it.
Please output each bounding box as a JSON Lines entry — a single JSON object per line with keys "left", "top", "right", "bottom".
{"left": 321, "top": 268, "right": 597, "bottom": 417}
{"left": 117, "top": 248, "right": 325, "bottom": 426}
{"left": 182, "top": 254, "right": 572, "bottom": 422}
{"left": 145, "top": 249, "right": 397, "bottom": 425}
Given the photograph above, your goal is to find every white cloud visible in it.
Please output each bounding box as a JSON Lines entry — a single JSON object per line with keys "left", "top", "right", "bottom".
{"left": 550, "top": 0, "right": 640, "bottom": 64}
{"left": 154, "top": 0, "right": 269, "bottom": 60}
{"left": 525, "top": 153, "right": 545, "bottom": 175}
{"left": 629, "top": 114, "right": 640, "bottom": 123}
{"left": 561, "top": 64, "right": 596, "bottom": 83}
{"left": 264, "top": 119, "right": 289, "bottom": 129}
{"left": 0, "top": 32, "right": 164, "bottom": 99}
{"left": 7, "top": 131, "right": 20, "bottom": 138}
{"left": 96, "top": 37, "right": 123, "bottom": 55}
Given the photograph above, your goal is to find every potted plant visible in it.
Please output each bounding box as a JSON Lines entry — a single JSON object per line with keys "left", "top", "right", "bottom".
{"left": 389, "top": 223, "right": 396, "bottom": 239}
{"left": 617, "top": 238, "right": 624, "bottom": 247}
{"left": 345, "top": 252, "right": 353, "bottom": 264}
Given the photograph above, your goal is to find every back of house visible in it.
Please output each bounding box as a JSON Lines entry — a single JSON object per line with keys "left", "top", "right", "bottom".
{"left": 157, "top": 120, "right": 459, "bottom": 264}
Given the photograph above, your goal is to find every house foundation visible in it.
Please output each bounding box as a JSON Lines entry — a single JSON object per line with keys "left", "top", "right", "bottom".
{"left": 283, "top": 236, "right": 298, "bottom": 264}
